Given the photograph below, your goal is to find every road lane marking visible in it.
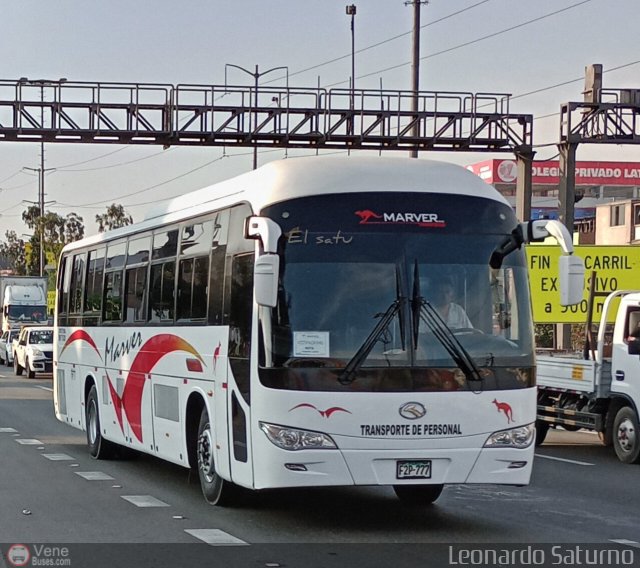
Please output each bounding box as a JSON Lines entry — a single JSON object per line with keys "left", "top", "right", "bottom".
{"left": 610, "top": 540, "right": 640, "bottom": 548}
{"left": 184, "top": 529, "right": 248, "bottom": 546}
{"left": 42, "top": 453, "right": 76, "bottom": 461}
{"left": 0, "top": 427, "right": 17, "bottom": 433}
{"left": 121, "top": 495, "right": 170, "bottom": 507}
{"left": 535, "top": 453, "right": 594, "bottom": 466}
{"left": 75, "top": 471, "right": 115, "bottom": 480}
{"left": 35, "top": 385, "right": 53, "bottom": 392}
{"left": 15, "top": 438, "right": 43, "bottom": 445}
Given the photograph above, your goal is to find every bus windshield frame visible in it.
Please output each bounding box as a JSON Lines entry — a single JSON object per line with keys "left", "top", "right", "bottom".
{"left": 257, "top": 192, "right": 535, "bottom": 393}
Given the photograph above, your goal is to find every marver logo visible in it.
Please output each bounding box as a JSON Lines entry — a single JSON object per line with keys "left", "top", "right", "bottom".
{"left": 492, "top": 399, "right": 514, "bottom": 423}
{"left": 7, "top": 544, "right": 30, "bottom": 567}
{"left": 354, "top": 209, "right": 445, "bottom": 228}
{"left": 355, "top": 209, "right": 383, "bottom": 223}
{"left": 289, "top": 403, "right": 351, "bottom": 418}
{"left": 399, "top": 401, "right": 426, "bottom": 420}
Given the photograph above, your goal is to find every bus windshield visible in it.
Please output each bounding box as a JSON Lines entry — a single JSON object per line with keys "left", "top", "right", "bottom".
{"left": 258, "top": 192, "right": 535, "bottom": 393}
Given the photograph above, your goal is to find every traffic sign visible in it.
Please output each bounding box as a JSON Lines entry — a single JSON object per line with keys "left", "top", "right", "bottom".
{"left": 526, "top": 245, "right": 640, "bottom": 323}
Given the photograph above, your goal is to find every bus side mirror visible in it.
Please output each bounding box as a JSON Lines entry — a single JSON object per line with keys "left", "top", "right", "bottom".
{"left": 254, "top": 254, "right": 279, "bottom": 308}
{"left": 558, "top": 254, "right": 585, "bottom": 306}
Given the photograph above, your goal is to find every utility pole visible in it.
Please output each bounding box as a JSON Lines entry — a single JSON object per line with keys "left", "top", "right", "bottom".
{"left": 18, "top": 77, "right": 66, "bottom": 276}
{"left": 224, "top": 64, "right": 289, "bottom": 170}
{"left": 406, "top": 0, "right": 428, "bottom": 158}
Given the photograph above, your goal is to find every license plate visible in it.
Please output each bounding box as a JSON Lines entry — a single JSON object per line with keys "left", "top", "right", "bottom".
{"left": 396, "top": 460, "right": 432, "bottom": 479}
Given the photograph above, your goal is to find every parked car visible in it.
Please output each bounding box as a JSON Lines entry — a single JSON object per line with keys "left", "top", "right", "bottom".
{"left": 13, "top": 326, "right": 54, "bottom": 378}
{"left": 0, "top": 328, "right": 19, "bottom": 366}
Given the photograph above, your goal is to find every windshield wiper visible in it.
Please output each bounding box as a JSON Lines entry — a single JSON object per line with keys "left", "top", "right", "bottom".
{"left": 338, "top": 267, "right": 406, "bottom": 385}
{"left": 418, "top": 302, "right": 483, "bottom": 383}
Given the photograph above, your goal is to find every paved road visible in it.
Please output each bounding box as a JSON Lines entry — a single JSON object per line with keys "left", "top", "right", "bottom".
{"left": 1, "top": 371, "right": 639, "bottom": 567}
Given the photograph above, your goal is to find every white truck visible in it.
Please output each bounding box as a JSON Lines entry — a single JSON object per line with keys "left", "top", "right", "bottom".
{"left": 13, "top": 325, "right": 54, "bottom": 378}
{"left": 0, "top": 276, "right": 48, "bottom": 333}
{"left": 536, "top": 288, "right": 640, "bottom": 464}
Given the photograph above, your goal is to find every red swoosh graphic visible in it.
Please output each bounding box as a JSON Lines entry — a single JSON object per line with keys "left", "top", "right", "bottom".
{"left": 289, "top": 403, "right": 351, "bottom": 418}
{"left": 110, "top": 334, "right": 204, "bottom": 443}
{"left": 60, "top": 330, "right": 102, "bottom": 360}
{"left": 321, "top": 407, "right": 351, "bottom": 418}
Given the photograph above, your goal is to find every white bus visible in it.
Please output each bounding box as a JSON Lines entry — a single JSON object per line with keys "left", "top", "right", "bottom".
{"left": 53, "top": 156, "right": 583, "bottom": 506}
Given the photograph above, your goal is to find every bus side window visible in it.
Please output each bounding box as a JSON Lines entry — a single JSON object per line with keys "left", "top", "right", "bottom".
{"left": 228, "top": 253, "right": 255, "bottom": 359}
{"left": 58, "top": 255, "right": 71, "bottom": 326}
{"left": 149, "top": 261, "right": 175, "bottom": 323}
{"left": 68, "top": 252, "right": 86, "bottom": 326}
{"left": 125, "top": 266, "right": 148, "bottom": 324}
{"left": 103, "top": 271, "right": 123, "bottom": 322}
{"left": 208, "top": 209, "right": 230, "bottom": 325}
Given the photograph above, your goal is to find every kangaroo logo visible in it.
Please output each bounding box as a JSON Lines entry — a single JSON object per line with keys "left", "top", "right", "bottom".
{"left": 355, "top": 209, "right": 383, "bottom": 224}
{"left": 492, "top": 399, "right": 514, "bottom": 423}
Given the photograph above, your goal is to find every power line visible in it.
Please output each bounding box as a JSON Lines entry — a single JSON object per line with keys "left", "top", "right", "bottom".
{"left": 326, "top": 0, "right": 594, "bottom": 87}
{"left": 266, "top": 0, "right": 494, "bottom": 84}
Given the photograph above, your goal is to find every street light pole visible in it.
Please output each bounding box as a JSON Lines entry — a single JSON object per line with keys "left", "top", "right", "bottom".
{"left": 346, "top": 5, "right": 357, "bottom": 115}
{"left": 224, "top": 64, "right": 289, "bottom": 170}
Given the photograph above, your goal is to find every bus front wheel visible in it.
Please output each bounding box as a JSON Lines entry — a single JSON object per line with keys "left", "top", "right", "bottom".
{"left": 393, "top": 484, "right": 444, "bottom": 505}
{"left": 197, "top": 408, "right": 238, "bottom": 506}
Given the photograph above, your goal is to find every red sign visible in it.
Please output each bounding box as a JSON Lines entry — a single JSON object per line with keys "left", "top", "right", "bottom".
{"left": 467, "top": 159, "right": 640, "bottom": 186}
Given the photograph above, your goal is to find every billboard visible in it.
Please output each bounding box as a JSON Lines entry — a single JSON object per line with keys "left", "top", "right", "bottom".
{"left": 526, "top": 245, "right": 640, "bottom": 323}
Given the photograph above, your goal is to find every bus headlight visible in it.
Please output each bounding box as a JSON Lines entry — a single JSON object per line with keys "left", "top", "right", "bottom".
{"left": 484, "top": 423, "right": 535, "bottom": 449}
{"left": 260, "top": 422, "right": 337, "bottom": 451}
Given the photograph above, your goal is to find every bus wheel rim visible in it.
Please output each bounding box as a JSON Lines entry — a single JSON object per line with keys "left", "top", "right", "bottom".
{"left": 197, "top": 428, "right": 215, "bottom": 483}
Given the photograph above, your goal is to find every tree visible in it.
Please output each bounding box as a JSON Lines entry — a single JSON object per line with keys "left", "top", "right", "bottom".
{"left": 0, "top": 230, "right": 27, "bottom": 275}
{"left": 95, "top": 204, "right": 133, "bottom": 233}
{"left": 21, "top": 206, "right": 85, "bottom": 276}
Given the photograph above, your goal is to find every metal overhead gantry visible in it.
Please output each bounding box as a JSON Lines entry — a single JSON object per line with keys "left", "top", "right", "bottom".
{"left": 0, "top": 78, "right": 535, "bottom": 218}
{"left": 558, "top": 64, "right": 640, "bottom": 231}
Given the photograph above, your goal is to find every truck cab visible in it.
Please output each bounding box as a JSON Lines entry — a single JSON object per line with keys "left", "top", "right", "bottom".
{"left": 537, "top": 290, "right": 640, "bottom": 464}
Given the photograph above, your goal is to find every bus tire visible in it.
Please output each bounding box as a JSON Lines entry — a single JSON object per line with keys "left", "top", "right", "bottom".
{"left": 86, "top": 385, "right": 116, "bottom": 459}
{"left": 535, "top": 420, "right": 549, "bottom": 446}
{"left": 14, "top": 357, "right": 22, "bottom": 376}
{"left": 612, "top": 406, "right": 640, "bottom": 464}
{"left": 26, "top": 359, "right": 35, "bottom": 379}
{"left": 197, "top": 408, "right": 238, "bottom": 506}
{"left": 393, "top": 484, "right": 443, "bottom": 505}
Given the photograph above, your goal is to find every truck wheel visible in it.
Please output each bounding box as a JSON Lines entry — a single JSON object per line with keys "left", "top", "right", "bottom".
{"left": 535, "top": 420, "right": 549, "bottom": 446}
{"left": 393, "top": 484, "right": 444, "bottom": 505}
{"left": 14, "top": 357, "right": 22, "bottom": 376}
{"left": 612, "top": 406, "right": 640, "bottom": 464}
{"left": 197, "top": 408, "right": 238, "bottom": 506}
{"left": 86, "top": 385, "right": 116, "bottom": 459}
{"left": 26, "top": 358, "right": 35, "bottom": 379}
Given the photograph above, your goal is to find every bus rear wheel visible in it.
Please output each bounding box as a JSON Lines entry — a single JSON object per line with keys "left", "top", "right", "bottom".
{"left": 197, "top": 408, "right": 238, "bottom": 506}
{"left": 613, "top": 406, "right": 640, "bottom": 464}
{"left": 86, "top": 385, "right": 116, "bottom": 459}
{"left": 393, "top": 484, "right": 444, "bottom": 505}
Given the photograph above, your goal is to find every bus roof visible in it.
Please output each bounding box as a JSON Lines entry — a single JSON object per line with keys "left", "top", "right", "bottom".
{"left": 63, "top": 156, "right": 508, "bottom": 252}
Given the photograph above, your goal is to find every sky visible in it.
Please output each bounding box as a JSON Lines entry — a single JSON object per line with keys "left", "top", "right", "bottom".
{"left": 1, "top": 0, "right": 640, "bottom": 239}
